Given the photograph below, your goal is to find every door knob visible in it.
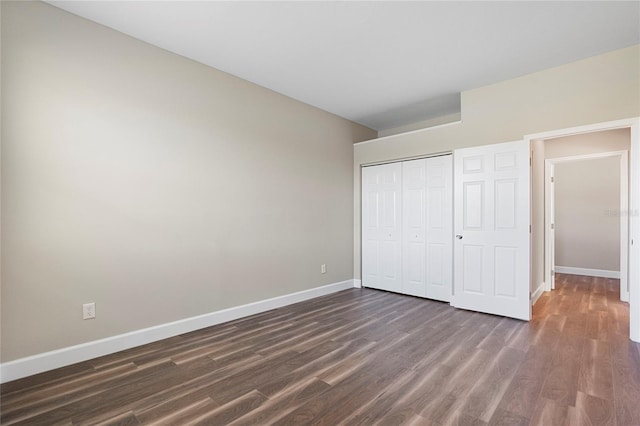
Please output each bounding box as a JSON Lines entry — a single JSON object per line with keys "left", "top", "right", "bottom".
{"left": 455, "top": 234, "right": 463, "bottom": 240}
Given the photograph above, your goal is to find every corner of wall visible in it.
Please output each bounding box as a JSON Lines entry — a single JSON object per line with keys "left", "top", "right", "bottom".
{"left": 532, "top": 282, "right": 545, "bottom": 306}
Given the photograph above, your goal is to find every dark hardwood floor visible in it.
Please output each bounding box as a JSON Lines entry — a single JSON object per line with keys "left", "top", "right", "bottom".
{"left": 2, "top": 273, "right": 639, "bottom": 425}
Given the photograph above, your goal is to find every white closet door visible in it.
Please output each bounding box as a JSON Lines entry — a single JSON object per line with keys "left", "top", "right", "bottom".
{"left": 362, "top": 163, "right": 402, "bottom": 293}
{"left": 401, "top": 159, "right": 426, "bottom": 297}
{"left": 425, "top": 155, "right": 453, "bottom": 302}
{"left": 453, "top": 140, "right": 531, "bottom": 320}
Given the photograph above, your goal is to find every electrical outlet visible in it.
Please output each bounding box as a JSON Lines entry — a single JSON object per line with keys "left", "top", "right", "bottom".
{"left": 83, "top": 303, "right": 96, "bottom": 320}
{"left": 321, "top": 264, "right": 327, "bottom": 274}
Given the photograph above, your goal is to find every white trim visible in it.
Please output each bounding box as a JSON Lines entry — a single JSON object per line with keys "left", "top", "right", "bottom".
{"left": 544, "top": 161, "right": 555, "bottom": 291}
{"left": 525, "top": 118, "right": 638, "bottom": 142}
{"left": 532, "top": 283, "right": 545, "bottom": 305}
{"left": 555, "top": 266, "right": 621, "bottom": 279}
{"left": 545, "top": 150, "right": 628, "bottom": 163}
{"left": 0, "top": 279, "right": 355, "bottom": 383}
{"left": 353, "top": 279, "right": 362, "bottom": 288}
{"left": 630, "top": 119, "right": 640, "bottom": 342}
{"left": 361, "top": 151, "right": 452, "bottom": 168}
{"left": 354, "top": 120, "right": 462, "bottom": 146}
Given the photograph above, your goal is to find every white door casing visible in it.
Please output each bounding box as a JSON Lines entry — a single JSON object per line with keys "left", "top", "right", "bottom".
{"left": 362, "top": 162, "right": 402, "bottom": 292}
{"left": 453, "top": 140, "right": 531, "bottom": 321}
{"left": 546, "top": 164, "right": 556, "bottom": 290}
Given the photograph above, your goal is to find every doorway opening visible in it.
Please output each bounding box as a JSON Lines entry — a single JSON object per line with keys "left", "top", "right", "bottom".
{"left": 526, "top": 118, "right": 639, "bottom": 342}
{"left": 545, "top": 150, "right": 628, "bottom": 300}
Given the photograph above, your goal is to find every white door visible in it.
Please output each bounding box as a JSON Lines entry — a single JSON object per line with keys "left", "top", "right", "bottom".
{"left": 453, "top": 141, "right": 531, "bottom": 320}
{"left": 362, "top": 163, "right": 402, "bottom": 292}
{"left": 425, "top": 155, "right": 453, "bottom": 302}
{"left": 402, "top": 159, "right": 426, "bottom": 297}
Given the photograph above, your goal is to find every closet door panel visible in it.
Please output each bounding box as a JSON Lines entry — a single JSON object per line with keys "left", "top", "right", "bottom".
{"left": 402, "top": 159, "right": 426, "bottom": 297}
{"left": 425, "top": 155, "right": 453, "bottom": 302}
{"left": 362, "top": 163, "right": 402, "bottom": 292}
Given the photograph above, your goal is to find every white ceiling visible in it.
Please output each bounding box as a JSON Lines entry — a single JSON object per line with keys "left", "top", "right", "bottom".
{"left": 47, "top": 1, "right": 640, "bottom": 132}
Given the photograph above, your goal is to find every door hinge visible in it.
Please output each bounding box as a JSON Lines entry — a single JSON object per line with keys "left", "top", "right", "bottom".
{"left": 529, "top": 225, "right": 532, "bottom": 233}
{"left": 551, "top": 223, "right": 554, "bottom": 230}
{"left": 529, "top": 157, "right": 532, "bottom": 166}
{"left": 551, "top": 176, "right": 554, "bottom": 183}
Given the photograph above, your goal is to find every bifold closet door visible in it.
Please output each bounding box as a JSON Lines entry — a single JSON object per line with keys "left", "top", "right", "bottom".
{"left": 401, "top": 156, "right": 453, "bottom": 301}
{"left": 363, "top": 156, "right": 452, "bottom": 301}
{"left": 401, "top": 159, "right": 427, "bottom": 297}
{"left": 425, "top": 155, "right": 453, "bottom": 302}
{"left": 361, "top": 162, "right": 402, "bottom": 293}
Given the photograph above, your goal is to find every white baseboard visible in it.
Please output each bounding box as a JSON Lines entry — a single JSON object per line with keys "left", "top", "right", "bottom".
{"left": 555, "top": 266, "right": 620, "bottom": 279}
{"left": 353, "top": 279, "right": 362, "bottom": 288}
{"left": 0, "top": 279, "right": 355, "bottom": 384}
{"left": 532, "top": 283, "right": 545, "bottom": 305}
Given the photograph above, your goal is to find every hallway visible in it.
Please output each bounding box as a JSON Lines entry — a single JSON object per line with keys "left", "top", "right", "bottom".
{"left": 524, "top": 273, "right": 640, "bottom": 425}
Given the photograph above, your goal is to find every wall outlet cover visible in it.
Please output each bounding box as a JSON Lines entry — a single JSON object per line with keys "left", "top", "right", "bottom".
{"left": 83, "top": 303, "right": 96, "bottom": 320}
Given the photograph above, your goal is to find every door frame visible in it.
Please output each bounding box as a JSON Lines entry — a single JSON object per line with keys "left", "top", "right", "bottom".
{"left": 525, "top": 117, "right": 640, "bottom": 343}
{"left": 544, "top": 151, "right": 629, "bottom": 301}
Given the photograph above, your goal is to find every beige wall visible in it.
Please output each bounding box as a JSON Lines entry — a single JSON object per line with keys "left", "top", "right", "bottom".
{"left": 531, "top": 140, "right": 545, "bottom": 292}
{"left": 0, "top": 2, "right": 375, "bottom": 361}
{"left": 545, "top": 128, "right": 631, "bottom": 158}
{"left": 554, "top": 157, "right": 620, "bottom": 271}
{"left": 354, "top": 44, "right": 640, "bottom": 279}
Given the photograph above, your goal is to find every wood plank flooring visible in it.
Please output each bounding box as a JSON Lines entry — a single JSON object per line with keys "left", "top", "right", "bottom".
{"left": 2, "top": 273, "right": 639, "bottom": 425}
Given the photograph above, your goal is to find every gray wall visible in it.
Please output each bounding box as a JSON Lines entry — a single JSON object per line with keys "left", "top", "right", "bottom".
{"left": 1, "top": 1, "right": 375, "bottom": 361}
{"left": 554, "top": 157, "right": 620, "bottom": 271}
